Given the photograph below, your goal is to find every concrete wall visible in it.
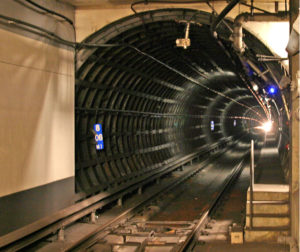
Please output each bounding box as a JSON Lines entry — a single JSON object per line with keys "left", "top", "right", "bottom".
{"left": 0, "top": 0, "right": 75, "bottom": 234}
{"left": 0, "top": 29, "right": 74, "bottom": 197}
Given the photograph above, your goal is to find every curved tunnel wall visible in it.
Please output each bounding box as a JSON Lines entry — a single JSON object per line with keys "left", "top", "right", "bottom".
{"left": 75, "top": 9, "right": 286, "bottom": 196}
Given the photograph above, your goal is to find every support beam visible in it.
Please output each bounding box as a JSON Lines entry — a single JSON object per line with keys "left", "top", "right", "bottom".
{"left": 289, "top": 0, "right": 299, "bottom": 248}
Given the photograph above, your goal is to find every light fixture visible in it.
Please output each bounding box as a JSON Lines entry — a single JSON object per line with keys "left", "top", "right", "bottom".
{"left": 267, "top": 86, "right": 277, "bottom": 95}
{"left": 176, "top": 22, "right": 191, "bottom": 49}
{"left": 210, "top": 120, "right": 215, "bottom": 131}
{"left": 253, "top": 84, "right": 259, "bottom": 92}
{"left": 256, "top": 121, "right": 272, "bottom": 133}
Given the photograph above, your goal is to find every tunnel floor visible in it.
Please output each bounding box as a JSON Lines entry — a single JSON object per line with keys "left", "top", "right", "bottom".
{"left": 194, "top": 154, "right": 289, "bottom": 252}
{"left": 17, "top": 140, "right": 290, "bottom": 251}
{"left": 149, "top": 148, "right": 246, "bottom": 221}
{"left": 194, "top": 242, "right": 289, "bottom": 251}
{"left": 254, "top": 135, "right": 287, "bottom": 185}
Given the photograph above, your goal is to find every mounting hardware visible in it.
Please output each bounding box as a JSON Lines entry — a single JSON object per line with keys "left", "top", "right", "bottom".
{"left": 57, "top": 227, "right": 65, "bottom": 241}
{"left": 176, "top": 22, "right": 191, "bottom": 49}
{"left": 138, "top": 186, "right": 143, "bottom": 195}
{"left": 118, "top": 197, "right": 123, "bottom": 206}
{"left": 90, "top": 211, "right": 97, "bottom": 223}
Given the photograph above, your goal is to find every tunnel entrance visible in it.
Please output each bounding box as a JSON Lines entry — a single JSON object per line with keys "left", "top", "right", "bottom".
{"left": 75, "top": 8, "right": 287, "bottom": 197}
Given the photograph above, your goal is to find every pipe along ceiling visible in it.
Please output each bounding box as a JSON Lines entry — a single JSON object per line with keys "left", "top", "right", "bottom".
{"left": 75, "top": 9, "right": 287, "bottom": 197}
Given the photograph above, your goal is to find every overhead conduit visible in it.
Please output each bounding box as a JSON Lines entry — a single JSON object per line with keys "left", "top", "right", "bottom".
{"left": 232, "top": 11, "right": 288, "bottom": 53}
{"left": 75, "top": 8, "right": 286, "bottom": 197}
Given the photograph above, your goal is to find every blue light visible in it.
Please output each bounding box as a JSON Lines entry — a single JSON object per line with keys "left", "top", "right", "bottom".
{"left": 268, "top": 86, "right": 277, "bottom": 95}
{"left": 210, "top": 121, "right": 215, "bottom": 131}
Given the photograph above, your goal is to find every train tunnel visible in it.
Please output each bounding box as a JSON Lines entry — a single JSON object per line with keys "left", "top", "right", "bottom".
{"left": 75, "top": 8, "right": 287, "bottom": 196}
{"left": 0, "top": 1, "right": 298, "bottom": 250}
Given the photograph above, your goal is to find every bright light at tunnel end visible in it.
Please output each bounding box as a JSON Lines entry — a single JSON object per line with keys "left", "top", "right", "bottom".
{"left": 256, "top": 121, "right": 273, "bottom": 133}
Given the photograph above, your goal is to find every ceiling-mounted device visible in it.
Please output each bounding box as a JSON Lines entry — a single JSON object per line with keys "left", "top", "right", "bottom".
{"left": 176, "top": 22, "right": 191, "bottom": 49}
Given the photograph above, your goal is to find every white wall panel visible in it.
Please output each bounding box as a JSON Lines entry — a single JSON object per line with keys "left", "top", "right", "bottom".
{"left": 0, "top": 29, "right": 74, "bottom": 197}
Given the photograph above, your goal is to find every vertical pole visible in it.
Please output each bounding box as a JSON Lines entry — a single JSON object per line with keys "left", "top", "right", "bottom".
{"left": 118, "top": 197, "right": 122, "bottom": 207}
{"left": 250, "top": 140, "right": 255, "bottom": 187}
{"left": 138, "top": 186, "right": 142, "bottom": 195}
{"left": 249, "top": 139, "right": 254, "bottom": 229}
{"left": 90, "top": 211, "right": 96, "bottom": 224}
{"left": 58, "top": 227, "right": 64, "bottom": 241}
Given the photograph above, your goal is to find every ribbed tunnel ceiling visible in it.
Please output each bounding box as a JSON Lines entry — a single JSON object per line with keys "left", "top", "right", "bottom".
{"left": 75, "top": 9, "right": 285, "bottom": 196}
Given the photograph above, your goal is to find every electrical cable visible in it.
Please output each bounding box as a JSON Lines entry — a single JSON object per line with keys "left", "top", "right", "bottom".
{"left": 240, "top": 2, "right": 273, "bottom": 15}
{"left": 132, "top": 1, "right": 275, "bottom": 121}
{"left": 0, "top": 14, "right": 120, "bottom": 48}
{"left": 76, "top": 105, "right": 262, "bottom": 124}
{"left": 170, "top": 49, "right": 268, "bottom": 121}
{"left": 0, "top": 13, "right": 266, "bottom": 120}
{"left": 130, "top": 0, "right": 203, "bottom": 34}
{"left": 128, "top": 45, "right": 265, "bottom": 120}
{"left": 20, "top": 0, "right": 78, "bottom": 72}
{"left": 171, "top": 2, "right": 269, "bottom": 120}
{"left": 24, "top": 0, "right": 74, "bottom": 28}
{"left": 205, "top": 1, "right": 233, "bottom": 32}
{"left": 131, "top": 0, "right": 203, "bottom": 13}
{"left": 131, "top": 0, "right": 204, "bottom": 25}
{"left": 210, "top": 0, "right": 240, "bottom": 32}
{"left": 0, "top": 13, "right": 74, "bottom": 46}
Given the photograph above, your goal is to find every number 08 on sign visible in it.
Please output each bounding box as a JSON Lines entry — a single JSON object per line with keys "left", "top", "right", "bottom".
{"left": 94, "top": 124, "right": 104, "bottom": 150}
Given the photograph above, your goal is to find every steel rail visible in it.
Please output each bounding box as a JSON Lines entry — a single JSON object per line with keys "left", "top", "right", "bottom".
{"left": 175, "top": 154, "right": 247, "bottom": 251}
{"left": 69, "top": 144, "right": 240, "bottom": 251}
{"left": 0, "top": 139, "right": 233, "bottom": 251}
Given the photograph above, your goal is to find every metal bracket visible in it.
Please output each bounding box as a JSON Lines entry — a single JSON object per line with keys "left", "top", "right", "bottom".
{"left": 176, "top": 22, "right": 191, "bottom": 49}
{"left": 57, "top": 227, "right": 65, "bottom": 241}
{"left": 138, "top": 187, "right": 143, "bottom": 195}
{"left": 118, "top": 197, "right": 123, "bottom": 207}
{"left": 90, "top": 211, "right": 97, "bottom": 224}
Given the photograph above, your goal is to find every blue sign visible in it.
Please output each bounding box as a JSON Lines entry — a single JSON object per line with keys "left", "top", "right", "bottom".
{"left": 94, "top": 124, "right": 104, "bottom": 150}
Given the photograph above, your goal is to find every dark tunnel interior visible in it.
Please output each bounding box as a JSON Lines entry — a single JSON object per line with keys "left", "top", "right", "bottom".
{"left": 75, "top": 8, "right": 289, "bottom": 197}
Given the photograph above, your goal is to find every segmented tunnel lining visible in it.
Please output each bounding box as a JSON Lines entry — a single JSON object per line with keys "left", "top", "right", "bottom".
{"left": 75, "top": 8, "right": 285, "bottom": 197}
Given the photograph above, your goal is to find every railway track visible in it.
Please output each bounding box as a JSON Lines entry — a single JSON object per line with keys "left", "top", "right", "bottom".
{"left": 2, "top": 140, "right": 250, "bottom": 251}
{"left": 76, "top": 152, "right": 247, "bottom": 252}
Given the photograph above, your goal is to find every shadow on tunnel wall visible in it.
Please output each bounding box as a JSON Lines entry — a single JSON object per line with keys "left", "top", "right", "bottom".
{"left": 74, "top": 8, "right": 287, "bottom": 198}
